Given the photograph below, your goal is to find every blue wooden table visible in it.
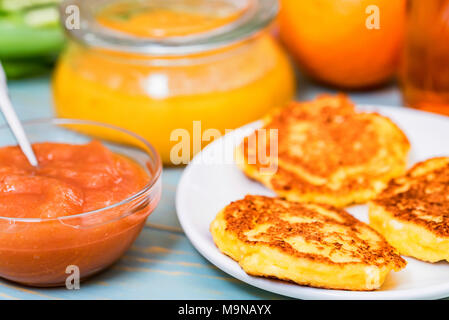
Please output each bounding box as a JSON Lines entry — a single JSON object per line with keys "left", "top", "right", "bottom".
{"left": 0, "top": 75, "right": 402, "bottom": 300}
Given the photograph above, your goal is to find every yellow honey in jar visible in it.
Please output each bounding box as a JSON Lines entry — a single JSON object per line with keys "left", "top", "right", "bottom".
{"left": 53, "top": 0, "right": 295, "bottom": 164}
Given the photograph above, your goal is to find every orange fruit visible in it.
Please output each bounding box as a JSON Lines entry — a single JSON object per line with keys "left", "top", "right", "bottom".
{"left": 279, "top": 0, "right": 406, "bottom": 89}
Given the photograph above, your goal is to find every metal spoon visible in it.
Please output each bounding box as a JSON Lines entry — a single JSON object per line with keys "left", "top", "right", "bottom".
{"left": 0, "top": 62, "right": 39, "bottom": 167}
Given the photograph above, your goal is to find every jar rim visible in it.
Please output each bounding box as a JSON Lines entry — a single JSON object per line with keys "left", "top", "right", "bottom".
{"left": 60, "top": 0, "right": 278, "bottom": 56}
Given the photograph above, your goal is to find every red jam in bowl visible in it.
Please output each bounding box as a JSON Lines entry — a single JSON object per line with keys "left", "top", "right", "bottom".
{"left": 0, "top": 141, "right": 161, "bottom": 286}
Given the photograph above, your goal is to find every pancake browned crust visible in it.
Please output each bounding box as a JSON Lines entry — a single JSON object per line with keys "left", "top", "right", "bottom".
{"left": 211, "top": 195, "right": 406, "bottom": 291}
{"left": 369, "top": 157, "right": 449, "bottom": 263}
{"left": 235, "top": 95, "right": 410, "bottom": 207}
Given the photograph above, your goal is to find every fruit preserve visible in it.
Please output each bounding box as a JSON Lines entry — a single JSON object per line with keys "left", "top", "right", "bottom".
{"left": 0, "top": 119, "right": 162, "bottom": 287}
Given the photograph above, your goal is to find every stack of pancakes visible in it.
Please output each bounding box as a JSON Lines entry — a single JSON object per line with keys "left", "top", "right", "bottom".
{"left": 211, "top": 95, "right": 449, "bottom": 291}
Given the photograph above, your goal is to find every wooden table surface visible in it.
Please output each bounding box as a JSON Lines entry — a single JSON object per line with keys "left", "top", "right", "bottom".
{"left": 0, "top": 75, "right": 402, "bottom": 300}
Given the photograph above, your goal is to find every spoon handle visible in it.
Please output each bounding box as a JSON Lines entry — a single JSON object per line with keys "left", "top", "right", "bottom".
{"left": 0, "top": 63, "right": 39, "bottom": 167}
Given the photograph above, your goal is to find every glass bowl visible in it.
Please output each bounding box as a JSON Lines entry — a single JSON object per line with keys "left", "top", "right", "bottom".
{"left": 0, "top": 119, "right": 162, "bottom": 287}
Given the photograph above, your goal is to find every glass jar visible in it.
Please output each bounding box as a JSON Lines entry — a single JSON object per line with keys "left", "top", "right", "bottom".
{"left": 400, "top": 0, "right": 449, "bottom": 116}
{"left": 53, "top": 0, "right": 295, "bottom": 164}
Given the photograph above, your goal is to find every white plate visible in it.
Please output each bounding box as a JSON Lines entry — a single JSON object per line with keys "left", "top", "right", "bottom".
{"left": 176, "top": 106, "right": 449, "bottom": 300}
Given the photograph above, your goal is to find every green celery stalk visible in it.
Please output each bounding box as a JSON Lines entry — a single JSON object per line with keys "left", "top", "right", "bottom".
{"left": 0, "top": 7, "right": 65, "bottom": 59}
{"left": 0, "top": 0, "right": 61, "bottom": 12}
{"left": 2, "top": 58, "right": 54, "bottom": 79}
{"left": 24, "top": 6, "right": 59, "bottom": 27}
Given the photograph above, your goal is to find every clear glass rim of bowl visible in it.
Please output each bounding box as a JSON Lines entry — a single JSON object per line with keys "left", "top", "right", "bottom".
{"left": 0, "top": 118, "right": 162, "bottom": 223}
{"left": 60, "top": 0, "right": 278, "bottom": 56}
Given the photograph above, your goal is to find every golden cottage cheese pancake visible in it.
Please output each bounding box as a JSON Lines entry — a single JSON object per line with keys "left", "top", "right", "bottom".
{"left": 211, "top": 195, "right": 406, "bottom": 291}
{"left": 370, "top": 157, "right": 449, "bottom": 263}
{"left": 235, "top": 95, "right": 410, "bottom": 207}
